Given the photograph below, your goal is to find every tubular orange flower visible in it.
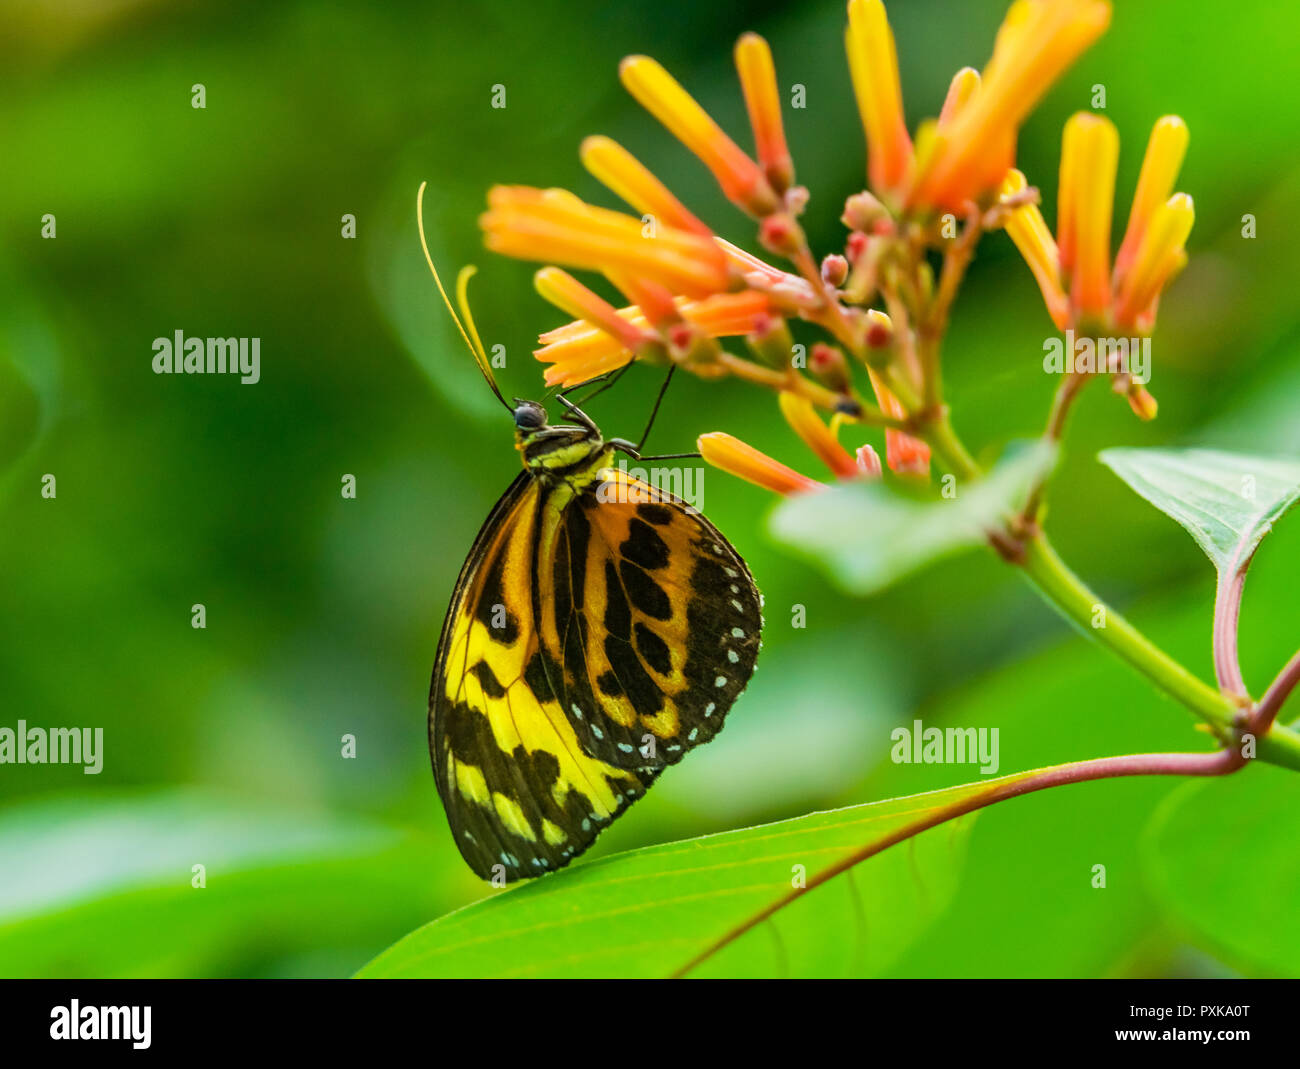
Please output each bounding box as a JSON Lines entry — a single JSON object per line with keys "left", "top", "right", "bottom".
{"left": 778, "top": 392, "right": 859, "bottom": 478}
{"left": 1113, "top": 192, "right": 1194, "bottom": 330}
{"left": 1058, "top": 113, "right": 1119, "bottom": 321}
{"left": 535, "top": 291, "right": 771, "bottom": 386}
{"left": 999, "top": 169, "right": 1069, "bottom": 330}
{"left": 481, "top": 185, "right": 730, "bottom": 297}
{"left": 604, "top": 269, "right": 680, "bottom": 329}
{"left": 845, "top": 0, "right": 913, "bottom": 195}
{"left": 619, "top": 55, "right": 779, "bottom": 217}
{"left": 717, "top": 237, "right": 819, "bottom": 303}
{"left": 865, "top": 366, "right": 930, "bottom": 476}
{"left": 1113, "top": 115, "right": 1188, "bottom": 284}
{"left": 579, "top": 136, "right": 713, "bottom": 237}
{"left": 534, "top": 267, "right": 653, "bottom": 353}
{"left": 735, "top": 33, "right": 794, "bottom": 194}
{"left": 698, "top": 431, "right": 823, "bottom": 496}
{"left": 908, "top": 0, "right": 1111, "bottom": 212}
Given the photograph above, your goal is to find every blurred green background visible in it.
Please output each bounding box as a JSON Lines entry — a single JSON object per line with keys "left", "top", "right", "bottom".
{"left": 2, "top": 0, "right": 1297, "bottom": 978}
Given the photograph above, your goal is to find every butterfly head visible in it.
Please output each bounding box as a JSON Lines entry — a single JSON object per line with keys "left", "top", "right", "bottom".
{"left": 512, "top": 399, "right": 548, "bottom": 432}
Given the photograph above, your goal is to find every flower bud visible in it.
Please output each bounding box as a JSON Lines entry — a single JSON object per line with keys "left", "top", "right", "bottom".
{"left": 842, "top": 190, "right": 888, "bottom": 232}
{"left": 821, "top": 254, "right": 849, "bottom": 288}
{"left": 809, "top": 342, "right": 852, "bottom": 394}
{"left": 758, "top": 213, "right": 805, "bottom": 259}
{"left": 745, "top": 313, "right": 796, "bottom": 369}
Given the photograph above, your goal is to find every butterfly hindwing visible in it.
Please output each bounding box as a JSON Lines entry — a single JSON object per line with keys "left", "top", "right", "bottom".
{"left": 429, "top": 473, "right": 657, "bottom": 882}
{"left": 538, "top": 466, "right": 763, "bottom": 771}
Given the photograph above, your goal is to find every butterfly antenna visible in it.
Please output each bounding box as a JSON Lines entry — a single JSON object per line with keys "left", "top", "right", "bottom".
{"left": 416, "top": 181, "right": 511, "bottom": 412}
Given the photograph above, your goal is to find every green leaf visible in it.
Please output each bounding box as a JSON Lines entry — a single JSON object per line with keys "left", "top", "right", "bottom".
{"left": 768, "top": 441, "right": 1056, "bottom": 595}
{"left": 1143, "top": 764, "right": 1300, "bottom": 975}
{"left": 358, "top": 779, "right": 1008, "bottom": 979}
{"left": 0, "top": 792, "right": 442, "bottom": 977}
{"left": 1099, "top": 447, "right": 1300, "bottom": 577}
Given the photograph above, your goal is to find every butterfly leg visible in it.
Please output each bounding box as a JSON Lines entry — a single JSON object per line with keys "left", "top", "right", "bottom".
{"left": 554, "top": 394, "right": 601, "bottom": 434}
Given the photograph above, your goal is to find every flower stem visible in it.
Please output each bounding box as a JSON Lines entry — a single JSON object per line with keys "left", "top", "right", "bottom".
{"left": 920, "top": 408, "right": 981, "bottom": 481}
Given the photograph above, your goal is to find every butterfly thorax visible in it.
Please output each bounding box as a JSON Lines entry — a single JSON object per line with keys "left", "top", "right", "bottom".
{"left": 513, "top": 401, "right": 613, "bottom": 490}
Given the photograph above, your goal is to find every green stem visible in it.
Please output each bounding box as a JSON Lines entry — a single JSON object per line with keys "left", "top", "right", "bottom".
{"left": 1021, "top": 535, "right": 1229, "bottom": 725}
{"left": 1020, "top": 534, "right": 1300, "bottom": 772}
{"left": 920, "top": 409, "right": 981, "bottom": 481}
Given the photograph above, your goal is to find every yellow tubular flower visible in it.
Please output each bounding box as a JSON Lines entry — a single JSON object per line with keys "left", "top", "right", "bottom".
{"left": 1059, "top": 113, "right": 1119, "bottom": 321}
{"left": 579, "top": 136, "right": 713, "bottom": 237}
{"left": 1000, "top": 169, "right": 1069, "bottom": 330}
{"left": 1114, "top": 115, "right": 1188, "bottom": 283}
{"left": 778, "top": 392, "right": 860, "bottom": 478}
{"left": 735, "top": 33, "right": 794, "bottom": 194}
{"left": 1113, "top": 193, "right": 1194, "bottom": 329}
{"left": 481, "top": 185, "right": 730, "bottom": 297}
{"left": 698, "top": 432, "right": 823, "bottom": 496}
{"left": 909, "top": 0, "right": 1111, "bottom": 212}
{"left": 845, "top": 0, "right": 914, "bottom": 195}
{"left": 937, "top": 67, "right": 981, "bottom": 129}
{"left": 536, "top": 292, "right": 771, "bottom": 386}
{"left": 619, "top": 55, "right": 779, "bottom": 217}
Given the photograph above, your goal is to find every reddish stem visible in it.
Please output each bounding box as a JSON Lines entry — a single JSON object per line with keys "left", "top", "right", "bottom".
{"left": 1213, "top": 565, "right": 1250, "bottom": 699}
{"left": 1255, "top": 649, "right": 1300, "bottom": 733}
{"left": 673, "top": 746, "right": 1242, "bottom": 977}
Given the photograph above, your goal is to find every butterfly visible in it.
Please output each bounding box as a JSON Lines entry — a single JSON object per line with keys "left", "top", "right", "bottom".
{"left": 417, "top": 183, "right": 763, "bottom": 883}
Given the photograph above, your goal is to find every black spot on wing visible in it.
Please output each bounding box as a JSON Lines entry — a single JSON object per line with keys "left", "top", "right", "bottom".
{"left": 602, "top": 561, "right": 632, "bottom": 641}
{"left": 524, "top": 650, "right": 559, "bottom": 704}
{"left": 596, "top": 670, "right": 623, "bottom": 697}
{"left": 619, "top": 559, "right": 672, "bottom": 620}
{"left": 474, "top": 551, "right": 519, "bottom": 645}
{"left": 603, "top": 635, "right": 664, "bottom": 717}
{"left": 620, "top": 517, "right": 670, "bottom": 570}
{"left": 634, "top": 622, "right": 672, "bottom": 676}
{"left": 636, "top": 502, "right": 674, "bottom": 526}
{"left": 471, "top": 661, "right": 507, "bottom": 699}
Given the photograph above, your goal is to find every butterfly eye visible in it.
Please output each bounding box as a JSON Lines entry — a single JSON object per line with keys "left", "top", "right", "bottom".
{"left": 513, "top": 402, "right": 546, "bottom": 430}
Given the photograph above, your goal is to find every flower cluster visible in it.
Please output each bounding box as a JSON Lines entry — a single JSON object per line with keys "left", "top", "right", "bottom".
{"left": 998, "top": 113, "right": 1192, "bottom": 419}
{"left": 479, "top": 0, "right": 1192, "bottom": 496}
